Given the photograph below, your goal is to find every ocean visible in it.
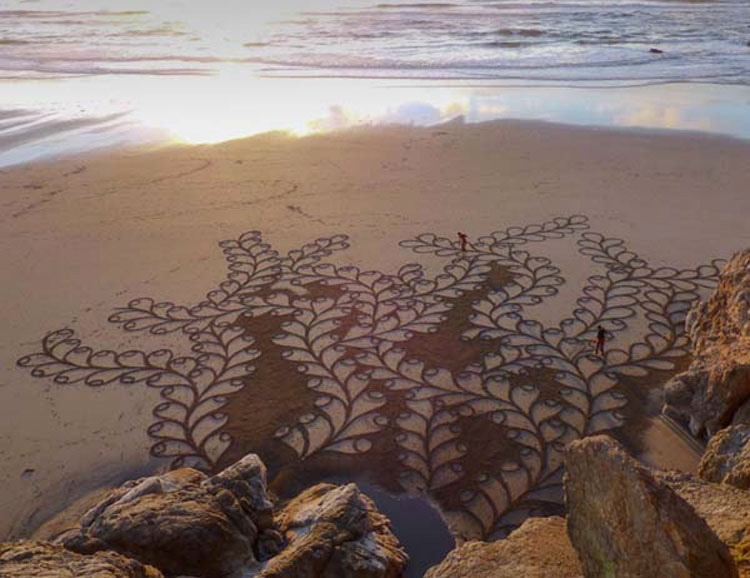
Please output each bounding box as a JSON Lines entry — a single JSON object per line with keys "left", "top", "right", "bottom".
{"left": 1, "top": 0, "right": 749, "bottom": 165}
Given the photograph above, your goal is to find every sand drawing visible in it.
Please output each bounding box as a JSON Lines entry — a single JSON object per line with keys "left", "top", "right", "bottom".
{"left": 18, "top": 215, "right": 724, "bottom": 540}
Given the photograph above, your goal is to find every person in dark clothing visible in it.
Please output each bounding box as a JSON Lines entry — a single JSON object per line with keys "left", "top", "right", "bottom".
{"left": 595, "top": 325, "right": 607, "bottom": 356}
{"left": 457, "top": 232, "right": 468, "bottom": 252}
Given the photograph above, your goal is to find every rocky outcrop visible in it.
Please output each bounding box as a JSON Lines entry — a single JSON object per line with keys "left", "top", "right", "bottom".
{"left": 664, "top": 250, "right": 750, "bottom": 439}
{"left": 423, "top": 516, "right": 581, "bottom": 578}
{"left": 58, "top": 455, "right": 275, "bottom": 577}
{"left": 41, "top": 454, "right": 406, "bottom": 578}
{"left": 260, "top": 483, "right": 407, "bottom": 578}
{"left": 0, "top": 540, "right": 164, "bottom": 577}
{"left": 658, "top": 470, "right": 750, "bottom": 576}
{"left": 565, "top": 435, "right": 737, "bottom": 578}
{"left": 699, "top": 425, "right": 750, "bottom": 489}
{"left": 686, "top": 251, "right": 750, "bottom": 352}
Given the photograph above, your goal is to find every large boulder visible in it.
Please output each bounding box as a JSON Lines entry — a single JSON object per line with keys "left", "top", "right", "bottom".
{"left": 0, "top": 540, "right": 164, "bottom": 578}
{"left": 59, "top": 455, "right": 276, "bottom": 578}
{"left": 564, "top": 435, "right": 737, "bottom": 578}
{"left": 423, "top": 516, "right": 581, "bottom": 578}
{"left": 664, "top": 250, "right": 750, "bottom": 438}
{"left": 699, "top": 425, "right": 750, "bottom": 489}
{"left": 259, "top": 483, "right": 407, "bottom": 578}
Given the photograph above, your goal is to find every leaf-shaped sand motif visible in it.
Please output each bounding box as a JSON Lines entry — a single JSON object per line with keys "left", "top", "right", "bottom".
{"left": 18, "top": 214, "right": 721, "bottom": 540}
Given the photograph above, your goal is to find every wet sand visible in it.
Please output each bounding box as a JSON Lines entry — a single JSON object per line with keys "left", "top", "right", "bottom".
{"left": 2, "top": 119, "right": 750, "bottom": 548}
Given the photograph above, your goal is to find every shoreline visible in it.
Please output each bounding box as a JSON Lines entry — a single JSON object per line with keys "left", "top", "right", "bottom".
{"left": 3, "top": 79, "right": 750, "bottom": 169}
{"left": 3, "top": 114, "right": 749, "bottom": 173}
{"left": 2, "top": 118, "right": 750, "bottom": 544}
{"left": 6, "top": 116, "right": 750, "bottom": 180}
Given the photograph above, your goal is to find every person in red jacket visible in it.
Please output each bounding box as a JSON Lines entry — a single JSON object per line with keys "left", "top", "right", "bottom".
{"left": 595, "top": 325, "right": 607, "bottom": 356}
{"left": 457, "top": 231, "right": 468, "bottom": 252}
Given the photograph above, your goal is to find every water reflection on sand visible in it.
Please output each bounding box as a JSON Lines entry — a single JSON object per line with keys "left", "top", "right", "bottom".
{"left": 1, "top": 75, "right": 750, "bottom": 167}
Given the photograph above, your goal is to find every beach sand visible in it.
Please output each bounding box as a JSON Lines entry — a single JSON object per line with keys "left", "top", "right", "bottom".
{"left": 2, "top": 119, "right": 750, "bottom": 551}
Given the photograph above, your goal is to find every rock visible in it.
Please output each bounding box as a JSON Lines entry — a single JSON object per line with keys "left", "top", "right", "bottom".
{"left": 564, "top": 435, "right": 737, "bottom": 578}
{"left": 664, "top": 250, "right": 750, "bottom": 439}
{"left": 259, "top": 483, "right": 407, "bottom": 578}
{"left": 664, "top": 366, "right": 750, "bottom": 438}
{"left": 60, "top": 455, "right": 274, "bottom": 578}
{"left": 659, "top": 469, "right": 750, "bottom": 571}
{"left": 55, "top": 457, "right": 406, "bottom": 578}
{"left": 649, "top": 48, "right": 664, "bottom": 54}
{"left": 659, "top": 470, "right": 750, "bottom": 577}
{"left": 733, "top": 398, "right": 750, "bottom": 426}
{"left": 699, "top": 425, "right": 750, "bottom": 489}
{"left": 78, "top": 468, "right": 207, "bottom": 528}
{"left": 685, "top": 251, "right": 750, "bottom": 351}
{"left": 0, "top": 540, "right": 164, "bottom": 577}
{"left": 203, "top": 454, "right": 274, "bottom": 525}
{"left": 423, "top": 516, "right": 581, "bottom": 578}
